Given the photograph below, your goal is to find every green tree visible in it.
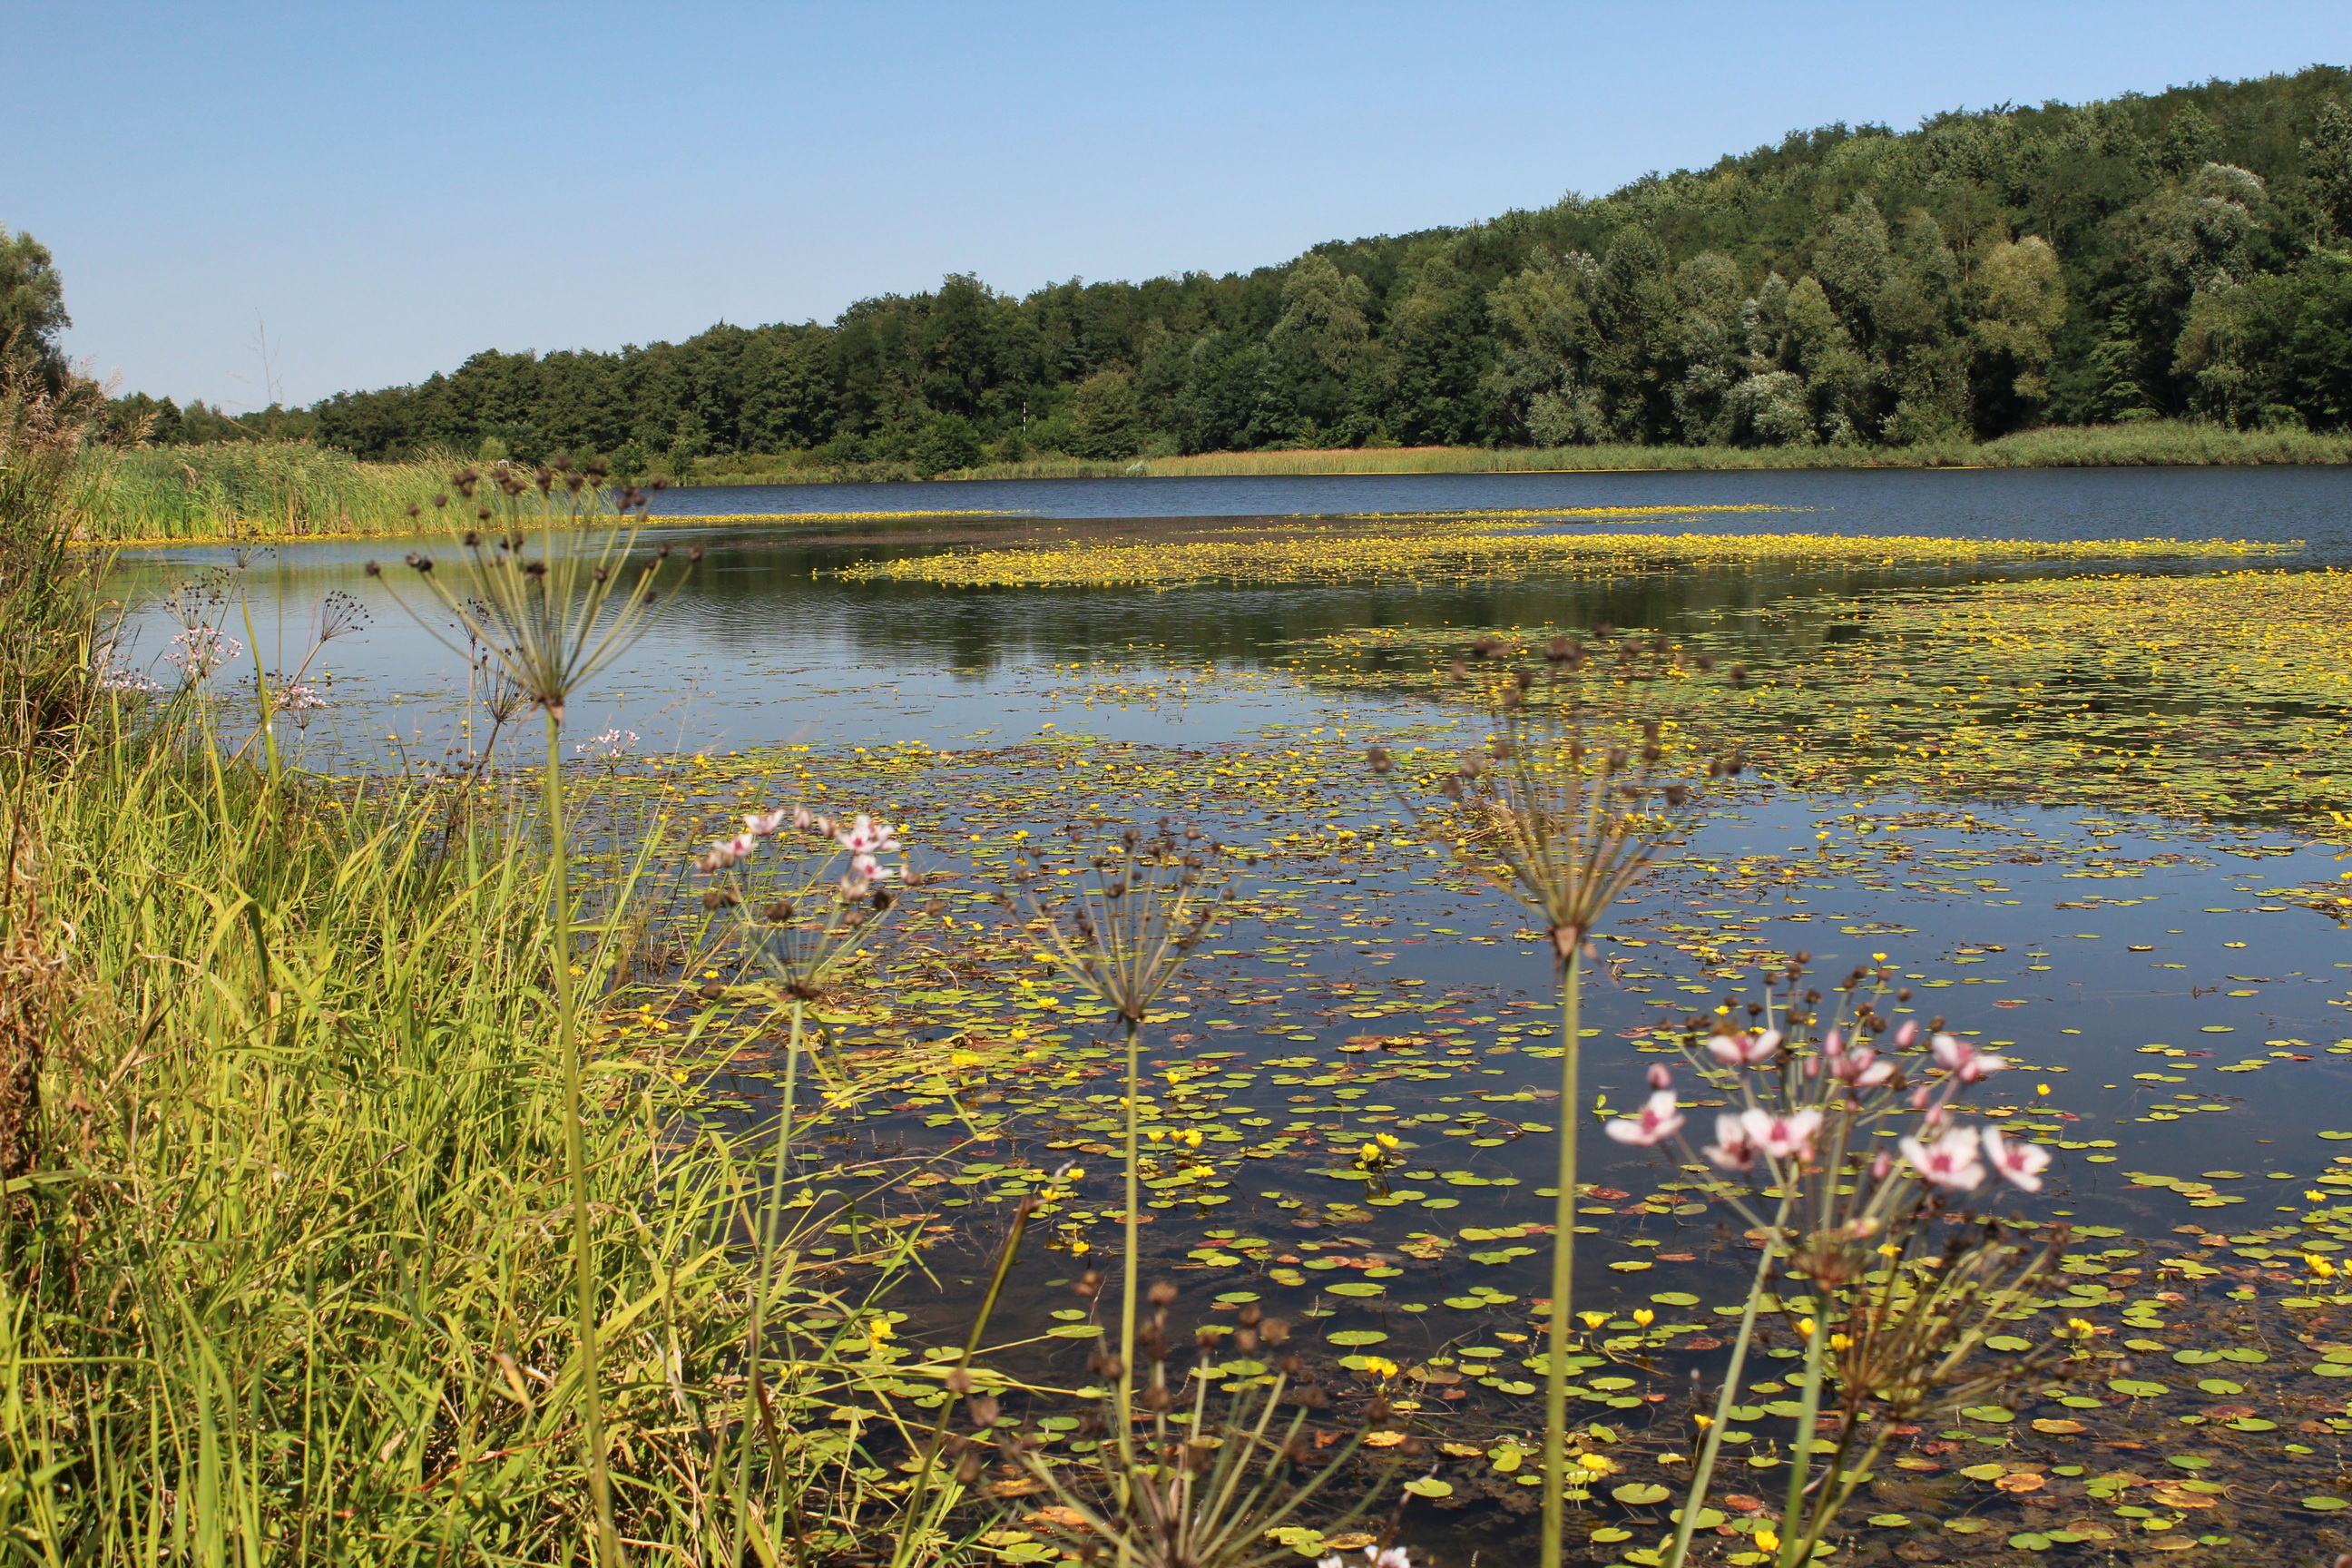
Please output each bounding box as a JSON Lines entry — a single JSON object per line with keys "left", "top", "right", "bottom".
{"left": 0, "top": 222, "right": 70, "bottom": 387}
{"left": 2303, "top": 100, "right": 2352, "bottom": 239}
{"left": 1067, "top": 368, "right": 1143, "bottom": 459}
{"left": 910, "top": 412, "right": 984, "bottom": 476}
{"left": 1970, "top": 236, "right": 2070, "bottom": 425}
{"left": 1257, "top": 253, "right": 1372, "bottom": 444}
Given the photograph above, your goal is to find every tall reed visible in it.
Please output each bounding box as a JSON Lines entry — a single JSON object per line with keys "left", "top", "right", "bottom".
{"left": 75, "top": 440, "right": 464, "bottom": 541}
{"left": 1006, "top": 824, "right": 1232, "bottom": 1478}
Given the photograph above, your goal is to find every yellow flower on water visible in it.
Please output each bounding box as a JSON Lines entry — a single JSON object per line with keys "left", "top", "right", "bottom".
{"left": 2312, "top": 1256, "right": 2337, "bottom": 1278}
{"left": 1575, "top": 1453, "right": 1615, "bottom": 1475}
{"left": 1069, "top": 1239, "right": 1092, "bottom": 1257}
{"left": 1877, "top": 1242, "right": 1902, "bottom": 1257}
{"left": 1632, "top": 1308, "right": 1655, "bottom": 1328}
{"left": 2037, "top": 1083, "right": 2051, "bottom": 1096}
{"left": 1580, "top": 1311, "right": 1609, "bottom": 1329}
{"left": 1694, "top": 1414, "right": 1714, "bottom": 1430}
{"left": 1829, "top": 1333, "right": 1852, "bottom": 1351}
{"left": 866, "top": 1318, "right": 894, "bottom": 1344}
{"left": 1755, "top": 1528, "right": 1779, "bottom": 1553}
{"left": 1376, "top": 1132, "right": 1402, "bottom": 1150}
{"left": 1359, "top": 1142, "right": 1381, "bottom": 1162}
{"left": 1797, "top": 1317, "right": 1818, "bottom": 1339}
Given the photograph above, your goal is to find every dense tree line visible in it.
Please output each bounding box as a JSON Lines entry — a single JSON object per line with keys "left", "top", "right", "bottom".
{"left": 115, "top": 66, "right": 2352, "bottom": 468}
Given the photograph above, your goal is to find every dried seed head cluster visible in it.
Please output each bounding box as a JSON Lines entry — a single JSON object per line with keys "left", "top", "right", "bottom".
{"left": 1018, "top": 1277, "right": 1385, "bottom": 1568}
{"left": 368, "top": 463, "right": 696, "bottom": 724}
{"left": 1004, "top": 820, "right": 1236, "bottom": 1022}
{"left": 1377, "top": 628, "right": 1739, "bottom": 965}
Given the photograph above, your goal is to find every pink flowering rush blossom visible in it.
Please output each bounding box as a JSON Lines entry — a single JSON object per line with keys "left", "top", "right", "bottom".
{"left": 1930, "top": 1032, "right": 2007, "bottom": 1083}
{"left": 1706, "top": 1028, "right": 1782, "bottom": 1068}
{"left": 1900, "top": 1125, "right": 1987, "bottom": 1191}
{"left": 835, "top": 814, "right": 900, "bottom": 856}
{"left": 1830, "top": 1043, "right": 1895, "bottom": 1088}
{"left": 1982, "top": 1128, "right": 2052, "bottom": 1192}
{"left": 1603, "top": 1090, "right": 1685, "bottom": 1147}
{"left": 1738, "top": 1107, "right": 1822, "bottom": 1163}
{"left": 1702, "top": 1113, "right": 1759, "bottom": 1172}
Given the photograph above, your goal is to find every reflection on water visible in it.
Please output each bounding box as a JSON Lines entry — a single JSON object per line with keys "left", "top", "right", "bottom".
{"left": 102, "top": 465, "right": 2349, "bottom": 760}
{"left": 650, "top": 464, "right": 2352, "bottom": 557}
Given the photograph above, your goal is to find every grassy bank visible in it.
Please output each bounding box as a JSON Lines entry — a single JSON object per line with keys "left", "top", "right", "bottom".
{"left": 0, "top": 368, "right": 983, "bottom": 1563}
{"left": 687, "top": 418, "right": 2352, "bottom": 486}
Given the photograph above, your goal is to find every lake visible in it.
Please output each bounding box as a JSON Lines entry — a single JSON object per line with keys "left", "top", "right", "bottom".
{"left": 105, "top": 465, "right": 2352, "bottom": 1562}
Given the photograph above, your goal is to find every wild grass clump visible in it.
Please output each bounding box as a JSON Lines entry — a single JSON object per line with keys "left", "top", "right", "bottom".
{"left": 0, "top": 428, "right": 954, "bottom": 1563}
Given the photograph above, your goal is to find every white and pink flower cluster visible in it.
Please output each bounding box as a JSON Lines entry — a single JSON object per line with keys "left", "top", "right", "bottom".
{"left": 1319, "top": 1548, "right": 1410, "bottom": 1568}
{"left": 696, "top": 807, "right": 905, "bottom": 895}
{"left": 1602, "top": 1021, "right": 2047, "bottom": 1194}
{"left": 1899, "top": 1123, "right": 2049, "bottom": 1193}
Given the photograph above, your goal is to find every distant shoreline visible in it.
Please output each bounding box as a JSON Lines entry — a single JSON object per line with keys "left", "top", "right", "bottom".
{"left": 681, "top": 422, "right": 2352, "bottom": 486}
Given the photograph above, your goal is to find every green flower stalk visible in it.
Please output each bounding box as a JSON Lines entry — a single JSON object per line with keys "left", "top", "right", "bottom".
{"left": 1375, "top": 631, "right": 1733, "bottom": 1568}
{"left": 372, "top": 459, "right": 689, "bottom": 1566}
{"left": 691, "top": 800, "right": 921, "bottom": 1563}
{"left": 1005, "top": 822, "right": 1235, "bottom": 1477}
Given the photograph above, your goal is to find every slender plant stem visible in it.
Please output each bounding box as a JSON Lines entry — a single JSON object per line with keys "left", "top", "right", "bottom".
{"left": 891, "top": 1187, "right": 1042, "bottom": 1568}
{"left": 732, "top": 998, "right": 805, "bottom": 1550}
{"left": 547, "top": 709, "right": 617, "bottom": 1567}
{"left": 1117, "top": 1015, "right": 1142, "bottom": 1479}
{"left": 1539, "top": 946, "right": 1582, "bottom": 1568}
{"left": 1777, "top": 1283, "right": 1832, "bottom": 1567}
{"left": 1665, "top": 1197, "right": 1790, "bottom": 1568}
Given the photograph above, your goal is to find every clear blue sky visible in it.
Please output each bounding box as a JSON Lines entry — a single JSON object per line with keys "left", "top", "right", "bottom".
{"left": 14, "top": 1, "right": 2350, "bottom": 408}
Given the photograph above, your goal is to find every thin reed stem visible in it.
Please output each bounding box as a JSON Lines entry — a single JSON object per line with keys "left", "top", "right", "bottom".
{"left": 891, "top": 1184, "right": 1045, "bottom": 1568}
{"left": 1117, "top": 1015, "right": 1142, "bottom": 1479}
{"left": 1665, "top": 1198, "right": 1789, "bottom": 1568}
{"left": 547, "top": 708, "right": 617, "bottom": 1566}
{"left": 733, "top": 998, "right": 806, "bottom": 1547}
{"left": 1777, "top": 1287, "right": 1832, "bottom": 1567}
{"left": 1539, "top": 948, "right": 1581, "bottom": 1568}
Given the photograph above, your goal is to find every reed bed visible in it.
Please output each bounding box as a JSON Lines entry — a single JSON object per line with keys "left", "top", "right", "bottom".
{"left": 74, "top": 441, "right": 460, "bottom": 542}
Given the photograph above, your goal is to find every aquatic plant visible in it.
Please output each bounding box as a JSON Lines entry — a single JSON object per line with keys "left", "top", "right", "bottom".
{"left": 1004, "top": 823, "right": 1236, "bottom": 1475}
{"left": 695, "top": 798, "right": 926, "bottom": 1553}
{"left": 1374, "top": 632, "right": 1734, "bottom": 1568}
{"left": 372, "top": 458, "right": 691, "bottom": 1564}
{"left": 1616, "top": 961, "right": 2064, "bottom": 1568}
{"left": 833, "top": 524, "right": 2287, "bottom": 591}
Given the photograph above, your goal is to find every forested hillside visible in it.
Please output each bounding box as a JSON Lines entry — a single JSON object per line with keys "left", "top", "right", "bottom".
{"left": 118, "top": 66, "right": 2352, "bottom": 472}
